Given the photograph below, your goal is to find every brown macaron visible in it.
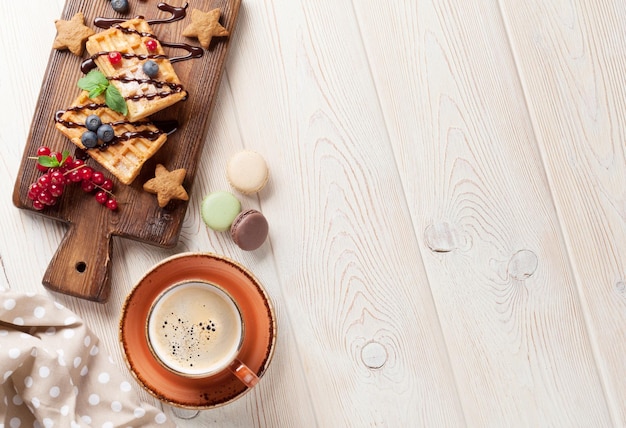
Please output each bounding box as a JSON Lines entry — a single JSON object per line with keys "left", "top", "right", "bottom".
{"left": 230, "top": 209, "right": 269, "bottom": 251}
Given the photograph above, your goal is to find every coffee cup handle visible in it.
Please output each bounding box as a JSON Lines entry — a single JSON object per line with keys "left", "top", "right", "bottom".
{"left": 229, "top": 359, "right": 259, "bottom": 388}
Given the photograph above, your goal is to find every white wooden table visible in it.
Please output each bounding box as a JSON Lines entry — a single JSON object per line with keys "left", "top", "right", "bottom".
{"left": 1, "top": 0, "right": 625, "bottom": 426}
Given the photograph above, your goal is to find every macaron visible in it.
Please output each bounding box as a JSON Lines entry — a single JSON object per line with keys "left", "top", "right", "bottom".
{"left": 230, "top": 209, "right": 269, "bottom": 251}
{"left": 226, "top": 150, "right": 269, "bottom": 195}
{"left": 201, "top": 191, "right": 241, "bottom": 232}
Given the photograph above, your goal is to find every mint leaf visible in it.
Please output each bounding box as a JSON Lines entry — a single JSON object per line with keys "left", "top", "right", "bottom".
{"left": 78, "top": 70, "right": 109, "bottom": 93}
{"left": 78, "top": 69, "right": 127, "bottom": 115}
{"left": 38, "top": 155, "right": 59, "bottom": 168}
{"left": 37, "top": 151, "right": 71, "bottom": 169}
{"left": 60, "top": 150, "right": 71, "bottom": 166}
{"left": 105, "top": 85, "right": 127, "bottom": 115}
{"left": 88, "top": 83, "right": 108, "bottom": 99}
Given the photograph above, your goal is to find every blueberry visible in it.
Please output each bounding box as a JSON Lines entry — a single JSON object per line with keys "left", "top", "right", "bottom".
{"left": 85, "top": 114, "right": 102, "bottom": 132}
{"left": 81, "top": 131, "right": 98, "bottom": 149}
{"left": 111, "top": 0, "right": 129, "bottom": 13}
{"left": 97, "top": 124, "right": 115, "bottom": 143}
{"left": 142, "top": 60, "right": 159, "bottom": 78}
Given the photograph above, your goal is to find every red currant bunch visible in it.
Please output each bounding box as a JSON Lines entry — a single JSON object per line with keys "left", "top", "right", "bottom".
{"left": 27, "top": 146, "right": 118, "bottom": 211}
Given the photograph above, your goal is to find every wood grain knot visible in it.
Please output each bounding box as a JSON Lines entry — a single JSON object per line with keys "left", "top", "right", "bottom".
{"left": 424, "top": 222, "right": 460, "bottom": 253}
{"left": 507, "top": 250, "right": 538, "bottom": 280}
{"left": 361, "top": 341, "right": 387, "bottom": 369}
{"left": 615, "top": 281, "right": 626, "bottom": 297}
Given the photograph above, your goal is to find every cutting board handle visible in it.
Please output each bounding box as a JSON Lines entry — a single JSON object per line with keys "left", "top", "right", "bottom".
{"left": 43, "top": 219, "right": 112, "bottom": 303}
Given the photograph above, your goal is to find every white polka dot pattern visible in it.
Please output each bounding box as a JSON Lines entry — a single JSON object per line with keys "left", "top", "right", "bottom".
{"left": 0, "top": 292, "right": 174, "bottom": 427}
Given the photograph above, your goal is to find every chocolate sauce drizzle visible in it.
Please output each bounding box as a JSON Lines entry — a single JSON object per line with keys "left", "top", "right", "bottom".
{"left": 94, "top": 2, "right": 189, "bottom": 28}
{"left": 113, "top": 76, "right": 183, "bottom": 92}
{"left": 55, "top": 106, "right": 151, "bottom": 129}
{"left": 160, "top": 42, "right": 203, "bottom": 64}
{"left": 80, "top": 42, "right": 203, "bottom": 73}
{"left": 81, "top": 52, "right": 166, "bottom": 74}
{"left": 55, "top": 106, "right": 170, "bottom": 150}
{"left": 82, "top": 2, "right": 203, "bottom": 73}
{"left": 55, "top": 104, "right": 107, "bottom": 126}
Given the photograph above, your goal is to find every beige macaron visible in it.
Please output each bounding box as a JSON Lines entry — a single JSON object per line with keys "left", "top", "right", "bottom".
{"left": 226, "top": 150, "right": 269, "bottom": 194}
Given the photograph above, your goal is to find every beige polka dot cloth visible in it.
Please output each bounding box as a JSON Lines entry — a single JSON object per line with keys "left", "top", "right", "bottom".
{"left": 0, "top": 292, "right": 176, "bottom": 427}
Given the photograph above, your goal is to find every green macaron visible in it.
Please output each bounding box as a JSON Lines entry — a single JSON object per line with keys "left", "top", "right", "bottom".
{"left": 201, "top": 191, "right": 242, "bottom": 232}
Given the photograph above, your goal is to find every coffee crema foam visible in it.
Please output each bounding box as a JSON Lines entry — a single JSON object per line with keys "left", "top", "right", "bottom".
{"left": 147, "top": 281, "right": 243, "bottom": 376}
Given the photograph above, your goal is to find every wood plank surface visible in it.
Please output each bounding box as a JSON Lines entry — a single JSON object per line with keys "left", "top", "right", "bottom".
{"left": 1, "top": 0, "right": 623, "bottom": 426}
{"left": 500, "top": 0, "right": 626, "bottom": 424}
{"left": 354, "top": 0, "right": 612, "bottom": 426}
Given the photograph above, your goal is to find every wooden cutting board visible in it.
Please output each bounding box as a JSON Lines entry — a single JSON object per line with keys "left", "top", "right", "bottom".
{"left": 12, "top": 0, "right": 240, "bottom": 302}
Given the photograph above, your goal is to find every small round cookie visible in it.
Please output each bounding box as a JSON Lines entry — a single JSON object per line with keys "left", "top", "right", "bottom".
{"left": 230, "top": 210, "right": 269, "bottom": 251}
{"left": 226, "top": 150, "right": 269, "bottom": 194}
{"left": 201, "top": 191, "right": 241, "bottom": 232}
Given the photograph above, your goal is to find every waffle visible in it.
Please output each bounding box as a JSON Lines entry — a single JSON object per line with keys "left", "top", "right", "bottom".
{"left": 85, "top": 18, "right": 187, "bottom": 122}
{"left": 55, "top": 91, "right": 168, "bottom": 185}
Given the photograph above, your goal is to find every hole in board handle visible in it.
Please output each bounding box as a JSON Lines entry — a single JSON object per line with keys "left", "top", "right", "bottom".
{"left": 75, "top": 262, "right": 87, "bottom": 273}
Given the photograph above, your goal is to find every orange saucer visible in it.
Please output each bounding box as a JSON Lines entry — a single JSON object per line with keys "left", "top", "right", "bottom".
{"left": 120, "top": 252, "right": 277, "bottom": 409}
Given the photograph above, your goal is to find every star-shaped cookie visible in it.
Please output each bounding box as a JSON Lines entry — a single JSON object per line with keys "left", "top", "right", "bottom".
{"left": 143, "top": 164, "right": 189, "bottom": 208}
{"left": 53, "top": 12, "right": 95, "bottom": 56}
{"left": 182, "top": 8, "right": 229, "bottom": 49}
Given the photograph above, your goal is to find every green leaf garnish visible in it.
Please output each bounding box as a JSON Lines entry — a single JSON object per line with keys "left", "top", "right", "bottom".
{"left": 78, "top": 70, "right": 108, "bottom": 92}
{"left": 37, "top": 150, "right": 71, "bottom": 168}
{"left": 60, "top": 150, "right": 71, "bottom": 165}
{"left": 38, "top": 156, "right": 60, "bottom": 168}
{"left": 105, "top": 85, "right": 128, "bottom": 115}
{"left": 78, "top": 70, "right": 128, "bottom": 116}
{"left": 88, "top": 84, "right": 108, "bottom": 99}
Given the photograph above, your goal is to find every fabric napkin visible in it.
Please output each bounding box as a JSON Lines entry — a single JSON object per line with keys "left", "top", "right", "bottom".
{"left": 0, "top": 291, "right": 176, "bottom": 428}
